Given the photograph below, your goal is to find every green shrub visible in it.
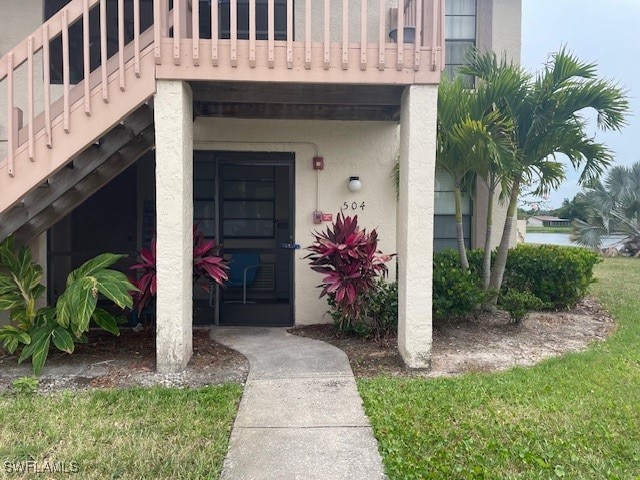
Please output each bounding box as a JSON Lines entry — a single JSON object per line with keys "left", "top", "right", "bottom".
{"left": 363, "top": 279, "right": 398, "bottom": 337}
{"left": 327, "top": 279, "right": 398, "bottom": 338}
{"left": 502, "top": 245, "right": 601, "bottom": 309}
{"left": 433, "top": 245, "right": 599, "bottom": 321}
{"left": 499, "top": 289, "right": 545, "bottom": 324}
{"left": 433, "top": 250, "right": 486, "bottom": 321}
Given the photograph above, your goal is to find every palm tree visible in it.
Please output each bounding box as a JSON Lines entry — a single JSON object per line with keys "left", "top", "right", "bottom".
{"left": 436, "top": 74, "right": 514, "bottom": 270}
{"left": 462, "top": 48, "right": 629, "bottom": 296}
{"left": 573, "top": 162, "right": 640, "bottom": 256}
{"left": 467, "top": 62, "right": 523, "bottom": 289}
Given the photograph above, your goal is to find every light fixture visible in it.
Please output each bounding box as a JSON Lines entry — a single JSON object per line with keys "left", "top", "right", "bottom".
{"left": 348, "top": 176, "right": 362, "bottom": 192}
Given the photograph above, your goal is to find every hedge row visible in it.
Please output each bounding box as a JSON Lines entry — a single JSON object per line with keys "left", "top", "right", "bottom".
{"left": 433, "top": 245, "right": 601, "bottom": 320}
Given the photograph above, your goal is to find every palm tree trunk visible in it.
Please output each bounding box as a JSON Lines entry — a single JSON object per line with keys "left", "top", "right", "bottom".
{"left": 489, "top": 177, "right": 520, "bottom": 299}
{"left": 482, "top": 177, "right": 495, "bottom": 291}
{"left": 454, "top": 185, "right": 470, "bottom": 270}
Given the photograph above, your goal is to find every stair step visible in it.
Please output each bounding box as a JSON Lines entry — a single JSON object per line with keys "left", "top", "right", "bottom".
{"left": 13, "top": 126, "right": 155, "bottom": 243}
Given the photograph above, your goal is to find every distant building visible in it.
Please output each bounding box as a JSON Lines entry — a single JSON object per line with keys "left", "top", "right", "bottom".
{"left": 527, "top": 216, "right": 571, "bottom": 227}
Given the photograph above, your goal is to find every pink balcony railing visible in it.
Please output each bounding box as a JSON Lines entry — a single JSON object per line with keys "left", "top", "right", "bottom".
{"left": 152, "top": 0, "right": 444, "bottom": 79}
{"left": 0, "top": 0, "right": 155, "bottom": 178}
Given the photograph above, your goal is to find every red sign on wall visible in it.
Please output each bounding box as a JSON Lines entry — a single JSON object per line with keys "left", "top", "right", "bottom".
{"left": 321, "top": 213, "right": 333, "bottom": 222}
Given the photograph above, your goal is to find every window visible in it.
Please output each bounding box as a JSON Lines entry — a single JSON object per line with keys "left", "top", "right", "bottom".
{"left": 444, "top": 0, "right": 476, "bottom": 85}
{"left": 194, "top": 152, "right": 217, "bottom": 238}
{"left": 434, "top": 170, "right": 472, "bottom": 252}
{"left": 198, "top": 0, "right": 289, "bottom": 40}
{"left": 221, "top": 165, "right": 276, "bottom": 239}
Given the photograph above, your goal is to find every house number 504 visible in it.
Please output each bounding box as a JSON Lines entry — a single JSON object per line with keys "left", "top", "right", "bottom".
{"left": 342, "top": 201, "right": 366, "bottom": 211}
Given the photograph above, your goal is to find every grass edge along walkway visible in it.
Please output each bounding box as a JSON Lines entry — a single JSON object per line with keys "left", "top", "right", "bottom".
{"left": 359, "top": 257, "right": 640, "bottom": 480}
{"left": 0, "top": 384, "right": 243, "bottom": 480}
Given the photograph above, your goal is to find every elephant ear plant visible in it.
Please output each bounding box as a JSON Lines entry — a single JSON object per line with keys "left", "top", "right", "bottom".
{"left": 306, "top": 213, "right": 393, "bottom": 333}
{"left": 0, "top": 235, "right": 136, "bottom": 375}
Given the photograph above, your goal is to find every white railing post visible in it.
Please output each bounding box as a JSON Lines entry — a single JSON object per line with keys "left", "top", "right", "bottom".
{"left": 286, "top": 0, "right": 293, "bottom": 68}
{"left": 83, "top": 0, "right": 91, "bottom": 114}
{"left": 118, "top": 0, "right": 126, "bottom": 90}
{"left": 27, "top": 37, "right": 35, "bottom": 160}
{"left": 174, "top": 0, "right": 182, "bottom": 65}
{"left": 378, "top": 0, "right": 386, "bottom": 70}
{"left": 192, "top": 0, "right": 200, "bottom": 65}
{"left": 43, "top": 24, "right": 52, "bottom": 148}
{"left": 342, "top": 0, "right": 349, "bottom": 70}
{"left": 249, "top": 0, "right": 256, "bottom": 67}
{"left": 154, "top": 0, "right": 162, "bottom": 64}
{"left": 6, "top": 53, "right": 14, "bottom": 177}
{"left": 360, "top": 0, "right": 367, "bottom": 70}
{"left": 211, "top": 0, "right": 218, "bottom": 65}
{"left": 134, "top": 0, "right": 141, "bottom": 75}
{"left": 268, "top": 0, "right": 275, "bottom": 68}
{"left": 62, "top": 8, "right": 70, "bottom": 133}
{"left": 305, "top": 0, "right": 311, "bottom": 69}
{"left": 100, "top": 0, "right": 109, "bottom": 102}
{"left": 324, "top": 0, "right": 330, "bottom": 69}
{"left": 397, "top": 0, "right": 405, "bottom": 70}
{"left": 414, "top": 0, "right": 422, "bottom": 71}
{"left": 231, "top": 0, "right": 237, "bottom": 67}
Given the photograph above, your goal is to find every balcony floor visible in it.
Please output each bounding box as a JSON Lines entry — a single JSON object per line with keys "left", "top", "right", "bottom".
{"left": 191, "top": 81, "right": 406, "bottom": 121}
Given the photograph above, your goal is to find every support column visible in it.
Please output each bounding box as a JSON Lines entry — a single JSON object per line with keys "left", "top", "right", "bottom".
{"left": 28, "top": 233, "right": 48, "bottom": 310}
{"left": 397, "top": 85, "right": 438, "bottom": 369}
{"left": 154, "top": 80, "right": 193, "bottom": 373}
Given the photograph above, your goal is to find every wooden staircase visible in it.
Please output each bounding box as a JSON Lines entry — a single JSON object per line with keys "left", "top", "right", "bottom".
{"left": 0, "top": 0, "right": 157, "bottom": 242}
{"left": 1, "top": 106, "right": 154, "bottom": 243}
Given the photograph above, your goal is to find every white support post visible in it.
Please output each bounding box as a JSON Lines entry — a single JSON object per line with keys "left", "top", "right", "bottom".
{"left": 154, "top": 80, "right": 194, "bottom": 373}
{"left": 397, "top": 85, "right": 438, "bottom": 369}
{"left": 28, "top": 233, "right": 48, "bottom": 309}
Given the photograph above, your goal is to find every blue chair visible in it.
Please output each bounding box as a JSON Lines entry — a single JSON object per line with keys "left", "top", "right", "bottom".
{"left": 227, "top": 253, "right": 261, "bottom": 304}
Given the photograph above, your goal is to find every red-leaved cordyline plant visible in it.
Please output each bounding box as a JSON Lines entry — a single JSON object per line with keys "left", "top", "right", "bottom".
{"left": 306, "top": 213, "right": 393, "bottom": 332}
{"left": 130, "top": 227, "right": 229, "bottom": 315}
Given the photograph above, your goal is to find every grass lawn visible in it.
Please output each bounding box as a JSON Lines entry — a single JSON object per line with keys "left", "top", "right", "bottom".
{"left": 0, "top": 385, "right": 242, "bottom": 479}
{"left": 526, "top": 226, "right": 572, "bottom": 233}
{"left": 359, "top": 258, "right": 640, "bottom": 479}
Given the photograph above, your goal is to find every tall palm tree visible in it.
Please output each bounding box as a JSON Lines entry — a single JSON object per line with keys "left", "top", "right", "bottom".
{"left": 462, "top": 48, "right": 629, "bottom": 295}
{"left": 436, "top": 74, "right": 514, "bottom": 270}
{"left": 573, "top": 162, "right": 640, "bottom": 255}
{"left": 468, "top": 62, "right": 524, "bottom": 289}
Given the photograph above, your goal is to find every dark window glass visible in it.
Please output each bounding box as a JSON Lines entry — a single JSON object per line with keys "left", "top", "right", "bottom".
{"left": 444, "top": 0, "right": 476, "bottom": 85}
{"left": 198, "top": 0, "right": 289, "bottom": 40}
{"left": 194, "top": 153, "right": 217, "bottom": 238}
{"left": 434, "top": 170, "right": 472, "bottom": 251}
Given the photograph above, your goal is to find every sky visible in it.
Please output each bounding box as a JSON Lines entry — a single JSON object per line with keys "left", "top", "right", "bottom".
{"left": 521, "top": 0, "right": 640, "bottom": 209}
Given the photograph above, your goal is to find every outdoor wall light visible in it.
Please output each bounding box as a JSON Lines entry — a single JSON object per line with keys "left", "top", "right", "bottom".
{"left": 348, "top": 176, "right": 362, "bottom": 192}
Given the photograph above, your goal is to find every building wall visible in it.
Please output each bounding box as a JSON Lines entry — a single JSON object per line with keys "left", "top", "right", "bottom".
{"left": 294, "top": 0, "right": 397, "bottom": 43}
{"left": 194, "top": 117, "right": 399, "bottom": 325}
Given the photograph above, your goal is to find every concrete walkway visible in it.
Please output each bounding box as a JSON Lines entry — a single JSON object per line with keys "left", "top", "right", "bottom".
{"left": 212, "top": 327, "right": 387, "bottom": 480}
